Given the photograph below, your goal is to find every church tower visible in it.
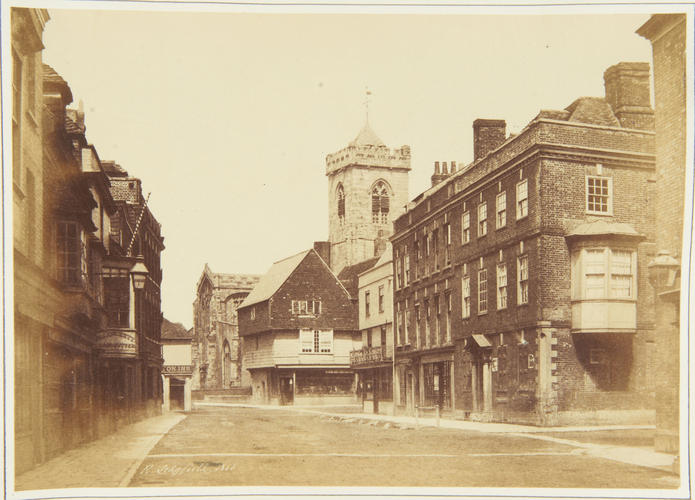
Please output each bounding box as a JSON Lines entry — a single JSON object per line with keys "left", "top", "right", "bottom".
{"left": 326, "top": 122, "right": 411, "bottom": 273}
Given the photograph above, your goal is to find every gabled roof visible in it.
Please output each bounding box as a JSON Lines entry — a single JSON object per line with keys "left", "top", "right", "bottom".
{"left": 161, "top": 318, "right": 192, "bottom": 340}
{"left": 349, "top": 122, "right": 385, "bottom": 147}
{"left": 239, "top": 250, "right": 311, "bottom": 309}
{"left": 337, "top": 256, "right": 380, "bottom": 299}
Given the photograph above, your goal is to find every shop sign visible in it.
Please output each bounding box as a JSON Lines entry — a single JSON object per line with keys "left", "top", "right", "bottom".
{"left": 491, "top": 357, "right": 499, "bottom": 372}
{"left": 97, "top": 329, "right": 136, "bottom": 358}
{"left": 163, "top": 364, "right": 193, "bottom": 375}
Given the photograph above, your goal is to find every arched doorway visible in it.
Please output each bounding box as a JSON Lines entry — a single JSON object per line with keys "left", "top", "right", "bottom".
{"left": 222, "top": 340, "right": 232, "bottom": 389}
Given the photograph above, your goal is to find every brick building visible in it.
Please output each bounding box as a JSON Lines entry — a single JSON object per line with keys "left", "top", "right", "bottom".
{"left": 191, "top": 265, "right": 260, "bottom": 390}
{"left": 238, "top": 247, "right": 359, "bottom": 405}
{"left": 326, "top": 122, "right": 411, "bottom": 273}
{"left": 392, "top": 62, "right": 656, "bottom": 425}
{"left": 638, "top": 14, "right": 687, "bottom": 454}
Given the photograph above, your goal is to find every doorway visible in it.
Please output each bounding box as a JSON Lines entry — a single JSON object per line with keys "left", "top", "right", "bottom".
{"left": 279, "top": 376, "right": 294, "bottom": 405}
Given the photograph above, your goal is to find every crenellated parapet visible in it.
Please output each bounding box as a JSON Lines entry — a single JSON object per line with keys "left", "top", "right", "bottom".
{"left": 326, "top": 143, "right": 411, "bottom": 175}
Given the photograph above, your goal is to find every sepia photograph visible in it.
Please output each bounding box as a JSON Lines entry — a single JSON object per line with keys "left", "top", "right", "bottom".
{"left": 3, "top": 1, "right": 692, "bottom": 498}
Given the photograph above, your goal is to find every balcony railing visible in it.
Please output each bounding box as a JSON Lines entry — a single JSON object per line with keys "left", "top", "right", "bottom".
{"left": 350, "top": 345, "right": 393, "bottom": 367}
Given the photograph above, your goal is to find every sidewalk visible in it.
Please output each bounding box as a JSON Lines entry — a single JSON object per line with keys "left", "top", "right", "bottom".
{"left": 14, "top": 411, "right": 186, "bottom": 492}
{"left": 195, "top": 401, "right": 679, "bottom": 474}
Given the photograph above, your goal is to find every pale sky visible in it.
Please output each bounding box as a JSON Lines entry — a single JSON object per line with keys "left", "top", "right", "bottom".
{"left": 38, "top": 4, "right": 656, "bottom": 328}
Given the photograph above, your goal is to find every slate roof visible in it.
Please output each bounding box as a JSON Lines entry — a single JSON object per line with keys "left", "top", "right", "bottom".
{"left": 238, "top": 250, "right": 311, "bottom": 309}
{"left": 161, "top": 318, "right": 192, "bottom": 340}
{"left": 565, "top": 97, "right": 621, "bottom": 127}
{"left": 349, "top": 122, "right": 386, "bottom": 147}
{"left": 337, "top": 256, "right": 380, "bottom": 299}
{"left": 102, "top": 161, "right": 128, "bottom": 176}
{"left": 43, "top": 64, "right": 73, "bottom": 103}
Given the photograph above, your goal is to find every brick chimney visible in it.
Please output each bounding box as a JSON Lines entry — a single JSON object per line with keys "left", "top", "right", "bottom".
{"left": 473, "top": 119, "right": 506, "bottom": 161}
{"left": 431, "top": 161, "right": 448, "bottom": 187}
{"left": 604, "top": 62, "right": 654, "bottom": 130}
{"left": 313, "top": 241, "right": 331, "bottom": 267}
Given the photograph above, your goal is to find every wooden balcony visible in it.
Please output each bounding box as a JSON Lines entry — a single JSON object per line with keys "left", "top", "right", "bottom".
{"left": 350, "top": 345, "right": 393, "bottom": 368}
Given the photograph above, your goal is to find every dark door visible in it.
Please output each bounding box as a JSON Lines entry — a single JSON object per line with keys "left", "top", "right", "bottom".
{"left": 279, "top": 377, "right": 294, "bottom": 405}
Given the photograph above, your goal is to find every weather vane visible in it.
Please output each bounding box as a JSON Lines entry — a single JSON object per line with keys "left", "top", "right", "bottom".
{"left": 364, "top": 87, "right": 372, "bottom": 123}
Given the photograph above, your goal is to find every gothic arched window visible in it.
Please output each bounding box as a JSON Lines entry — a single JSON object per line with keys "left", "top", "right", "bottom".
{"left": 372, "top": 182, "right": 390, "bottom": 225}
{"left": 337, "top": 184, "right": 345, "bottom": 224}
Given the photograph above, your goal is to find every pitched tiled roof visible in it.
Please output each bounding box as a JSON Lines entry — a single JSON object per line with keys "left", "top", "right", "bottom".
{"left": 43, "top": 64, "right": 73, "bottom": 103}
{"left": 564, "top": 97, "right": 621, "bottom": 127}
{"left": 349, "top": 122, "right": 386, "bottom": 147}
{"left": 64, "top": 115, "right": 84, "bottom": 135}
{"left": 215, "top": 273, "right": 261, "bottom": 290}
{"left": 239, "top": 250, "right": 311, "bottom": 309}
{"left": 161, "top": 318, "right": 193, "bottom": 340}
{"left": 102, "top": 161, "right": 128, "bottom": 176}
{"left": 337, "top": 256, "right": 380, "bottom": 298}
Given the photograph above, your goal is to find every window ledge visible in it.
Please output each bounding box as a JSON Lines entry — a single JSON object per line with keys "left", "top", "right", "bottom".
{"left": 585, "top": 211, "right": 614, "bottom": 217}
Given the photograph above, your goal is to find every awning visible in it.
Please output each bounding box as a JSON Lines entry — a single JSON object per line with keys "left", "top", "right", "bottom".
{"left": 471, "top": 334, "right": 491, "bottom": 348}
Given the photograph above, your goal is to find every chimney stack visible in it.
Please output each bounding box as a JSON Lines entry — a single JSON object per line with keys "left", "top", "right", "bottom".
{"left": 473, "top": 119, "right": 506, "bottom": 161}
{"left": 431, "top": 161, "right": 450, "bottom": 187}
{"left": 603, "top": 62, "right": 654, "bottom": 130}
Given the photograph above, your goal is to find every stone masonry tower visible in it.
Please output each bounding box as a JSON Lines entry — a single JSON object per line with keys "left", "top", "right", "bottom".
{"left": 326, "top": 122, "right": 411, "bottom": 274}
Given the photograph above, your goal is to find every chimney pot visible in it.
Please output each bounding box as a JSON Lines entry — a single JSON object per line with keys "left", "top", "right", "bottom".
{"left": 434, "top": 161, "right": 440, "bottom": 174}
{"left": 442, "top": 162, "right": 448, "bottom": 175}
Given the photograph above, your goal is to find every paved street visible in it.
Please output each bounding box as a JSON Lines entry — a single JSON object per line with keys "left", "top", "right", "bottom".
{"left": 128, "top": 406, "right": 679, "bottom": 488}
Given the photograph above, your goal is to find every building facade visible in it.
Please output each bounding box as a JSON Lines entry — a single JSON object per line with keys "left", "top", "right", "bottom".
{"left": 12, "top": 8, "right": 51, "bottom": 474}
{"left": 392, "top": 62, "right": 656, "bottom": 425}
{"left": 326, "top": 123, "right": 411, "bottom": 274}
{"left": 351, "top": 244, "right": 395, "bottom": 414}
{"left": 238, "top": 248, "right": 360, "bottom": 405}
{"left": 638, "top": 14, "right": 687, "bottom": 454}
{"left": 191, "top": 265, "right": 260, "bottom": 390}
{"left": 13, "top": 11, "right": 166, "bottom": 472}
{"left": 161, "top": 319, "right": 194, "bottom": 412}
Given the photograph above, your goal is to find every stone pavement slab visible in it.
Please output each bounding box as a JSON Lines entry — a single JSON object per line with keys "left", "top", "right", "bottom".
{"left": 14, "top": 412, "right": 186, "bottom": 492}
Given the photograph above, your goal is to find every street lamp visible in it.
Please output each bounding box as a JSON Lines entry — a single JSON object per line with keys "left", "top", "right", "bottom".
{"left": 130, "top": 255, "right": 149, "bottom": 290}
{"left": 648, "top": 250, "right": 680, "bottom": 291}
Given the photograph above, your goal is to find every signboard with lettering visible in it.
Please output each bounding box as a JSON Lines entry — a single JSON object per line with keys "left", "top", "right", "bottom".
{"left": 162, "top": 365, "right": 194, "bottom": 375}
{"left": 97, "top": 329, "right": 137, "bottom": 358}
